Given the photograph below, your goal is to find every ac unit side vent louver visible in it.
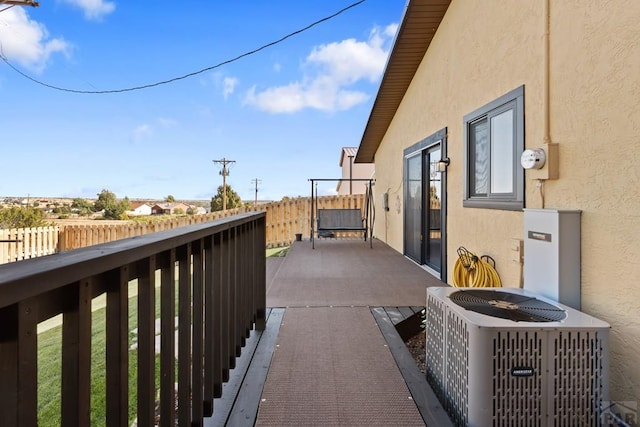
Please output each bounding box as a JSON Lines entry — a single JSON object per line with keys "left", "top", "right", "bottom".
{"left": 426, "top": 293, "right": 446, "bottom": 402}
{"left": 492, "top": 331, "right": 544, "bottom": 423}
{"left": 550, "top": 330, "right": 608, "bottom": 426}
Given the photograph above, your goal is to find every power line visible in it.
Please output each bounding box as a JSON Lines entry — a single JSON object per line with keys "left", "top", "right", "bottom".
{"left": 0, "top": 0, "right": 367, "bottom": 94}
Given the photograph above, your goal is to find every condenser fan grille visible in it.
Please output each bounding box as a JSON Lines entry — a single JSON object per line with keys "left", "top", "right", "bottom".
{"left": 449, "top": 289, "right": 567, "bottom": 322}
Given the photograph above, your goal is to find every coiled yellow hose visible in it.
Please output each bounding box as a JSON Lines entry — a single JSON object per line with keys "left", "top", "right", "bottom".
{"left": 452, "top": 249, "right": 502, "bottom": 288}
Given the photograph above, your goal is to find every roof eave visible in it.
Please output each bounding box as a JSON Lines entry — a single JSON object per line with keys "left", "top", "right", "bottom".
{"left": 355, "top": 0, "right": 451, "bottom": 163}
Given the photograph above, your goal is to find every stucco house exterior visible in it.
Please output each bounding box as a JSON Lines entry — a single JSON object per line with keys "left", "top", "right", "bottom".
{"left": 356, "top": 0, "right": 639, "bottom": 408}
{"left": 336, "top": 147, "right": 375, "bottom": 195}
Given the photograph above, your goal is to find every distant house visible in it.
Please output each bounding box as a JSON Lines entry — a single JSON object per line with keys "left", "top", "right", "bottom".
{"left": 127, "top": 202, "right": 151, "bottom": 216}
{"left": 151, "top": 202, "right": 190, "bottom": 215}
{"left": 336, "top": 147, "right": 374, "bottom": 195}
{"left": 192, "top": 206, "right": 208, "bottom": 215}
{"left": 127, "top": 202, "right": 152, "bottom": 216}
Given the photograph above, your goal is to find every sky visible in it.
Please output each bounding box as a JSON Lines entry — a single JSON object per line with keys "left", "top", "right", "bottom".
{"left": 0, "top": 0, "right": 405, "bottom": 202}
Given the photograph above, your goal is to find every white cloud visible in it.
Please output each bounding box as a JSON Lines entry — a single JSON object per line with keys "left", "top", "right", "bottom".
{"left": 205, "top": 72, "right": 239, "bottom": 100}
{"left": 131, "top": 118, "right": 177, "bottom": 142}
{"left": 157, "top": 117, "right": 178, "bottom": 128}
{"left": 306, "top": 30, "right": 390, "bottom": 85}
{"left": 131, "top": 124, "right": 152, "bottom": 142}
{"left": 0, "top": 8, "right": 70, "bottom": 72}
{"left": 222, "top": 77, "right": 238, "bottom": 99}
{"left": 59, "top": 0, "right": 116, "bottom": 21}
{"left": 244, "top": 25, "right": 395, "bottom": 114}
{"left": 384, "top": 23, "right": 399, "bottom": 39}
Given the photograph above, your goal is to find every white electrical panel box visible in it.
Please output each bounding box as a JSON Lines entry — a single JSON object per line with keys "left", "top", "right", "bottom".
{"left": 523, "top": 209, "right": 581, "bottom": 309}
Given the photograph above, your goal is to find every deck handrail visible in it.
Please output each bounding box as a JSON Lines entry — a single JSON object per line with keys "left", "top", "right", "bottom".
{"left": 0, "top": 212, "right": 266, "bottom": 426}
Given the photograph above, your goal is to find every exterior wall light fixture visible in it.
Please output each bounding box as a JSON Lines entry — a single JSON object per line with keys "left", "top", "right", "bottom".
{"left": 438, "top": 157, "right": 450, "bottom": 172}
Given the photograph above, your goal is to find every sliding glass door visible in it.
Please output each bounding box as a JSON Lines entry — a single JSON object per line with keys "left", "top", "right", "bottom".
{"left": 403, "top": 129, "right": 447, "bottom": 280}
{"left": 425, "top": 145, "right": 442, "bottom": 271}
{"left": 404, "top": 153, "right": 422, "bottom": 262}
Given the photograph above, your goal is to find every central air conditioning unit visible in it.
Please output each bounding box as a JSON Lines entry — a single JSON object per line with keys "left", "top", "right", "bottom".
{"left": 425, "top": 287, "right": 609, "bottom": 427}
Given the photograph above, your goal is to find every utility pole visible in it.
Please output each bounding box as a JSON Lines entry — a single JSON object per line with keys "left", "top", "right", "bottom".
{"left": 348, "top": 155, "right": 354, "bottom": 195}
{"left": 251, "top": 178, "right": 262, "bottom": 206}
{"left": 213, "top": 158, "right": 236, "bottom": 211}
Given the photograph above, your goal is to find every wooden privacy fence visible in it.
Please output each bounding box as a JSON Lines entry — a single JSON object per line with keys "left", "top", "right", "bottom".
{"left": 0, "top": 227, "right": 59, "bottom": 264}
{"left": 0, "top": 212, "right": 266, "bottom": 426}
{"left": 0, "top": 194, "right": 367, "bottom": 264}
{"left": 59, "top": 194, "right": 366, "bottom": 251}
{"left": 261, "top": 195, "right": 369, "bottom": 244}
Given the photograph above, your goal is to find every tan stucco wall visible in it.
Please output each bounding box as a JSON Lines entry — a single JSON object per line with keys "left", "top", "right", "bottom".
{"left": 337, "top": 159, "right": 375, "bottom": 195}
{"left": 372, "top": 0, "right": 639, "bottom": 403}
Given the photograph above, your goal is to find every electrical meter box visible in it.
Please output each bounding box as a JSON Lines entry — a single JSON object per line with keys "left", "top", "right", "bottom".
{"left": 523, "top": 209, "right": 581, "bottom": 310}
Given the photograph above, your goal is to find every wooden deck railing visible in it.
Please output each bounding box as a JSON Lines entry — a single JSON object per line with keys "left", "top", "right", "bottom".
{"left": 0, "top": 212, "right": 266, "bottom": 426}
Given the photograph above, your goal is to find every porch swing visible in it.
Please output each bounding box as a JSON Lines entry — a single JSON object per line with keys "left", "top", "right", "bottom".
{"left": 309, "top": 178, "right": 375, "bottom": 249}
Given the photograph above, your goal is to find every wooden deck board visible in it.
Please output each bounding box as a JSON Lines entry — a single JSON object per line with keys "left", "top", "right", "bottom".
{"left": 204, "top": 325, "right": 261, "bottom": 426}
{"left": 226, "top": 308, "right": 284, "bottom": 426}
{"left": 372, "top": 307, "right": 452, "bottom": 427}
{"left": 384, "top": 306, "right": 405, "bottom": 325}
{"left": 204, "top": 308, "right": 284, "bottom": 427}
{"left": 398, "top": 306, "right": 416, "bottom": 320}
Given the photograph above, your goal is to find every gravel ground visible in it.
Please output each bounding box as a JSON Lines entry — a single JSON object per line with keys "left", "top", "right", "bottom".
{"left": 405, "top": 331, "right": 426, "bottom": 375}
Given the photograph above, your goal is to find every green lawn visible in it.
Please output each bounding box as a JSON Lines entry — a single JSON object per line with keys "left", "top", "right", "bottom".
{"left": 37, "top": 280, "right": 163, "bottom": 426}
{"left": 37, "top": 251, "right": 272, "bottom": 425}
{"left": 266, "top": 246, "right": 289, "bottom": 257}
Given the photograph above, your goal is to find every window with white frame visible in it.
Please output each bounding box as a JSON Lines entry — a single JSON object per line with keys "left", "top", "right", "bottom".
{"left": 463, "top": 86, "right": 524, "bottom": 210}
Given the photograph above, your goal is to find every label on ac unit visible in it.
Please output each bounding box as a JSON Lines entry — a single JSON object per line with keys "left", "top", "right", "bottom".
{"left": 511, "top": 366, "right": 535, "bottom": 377}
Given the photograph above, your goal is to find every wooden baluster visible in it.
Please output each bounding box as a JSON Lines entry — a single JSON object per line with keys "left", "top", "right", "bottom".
{"left": 159, "top": 250, "right": 176, "bottom": 427}
{"left": 203, "top": 235, "right": 215, "bottom": 416}
{"left": 106, "top": 267, "right": 129, "bottom": 427}
{"left": 62, "top": 280, "right": 92, "bottom": 426}
{"left": 137, "top": 257, "right": 156, "bottom": 427}
{"left": 177, "top": 243, "right": 192, "bottom": 426}
{"left": 214, "top": 230, "right": 225, "bottom": 392}
{"left": 191, "top": 239, "right": 204, "bottom": 423}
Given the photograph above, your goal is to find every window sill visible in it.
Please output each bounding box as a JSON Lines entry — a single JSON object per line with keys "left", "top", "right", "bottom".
{"left": 463, "top": 199, "right": 523, "bottom": 211}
